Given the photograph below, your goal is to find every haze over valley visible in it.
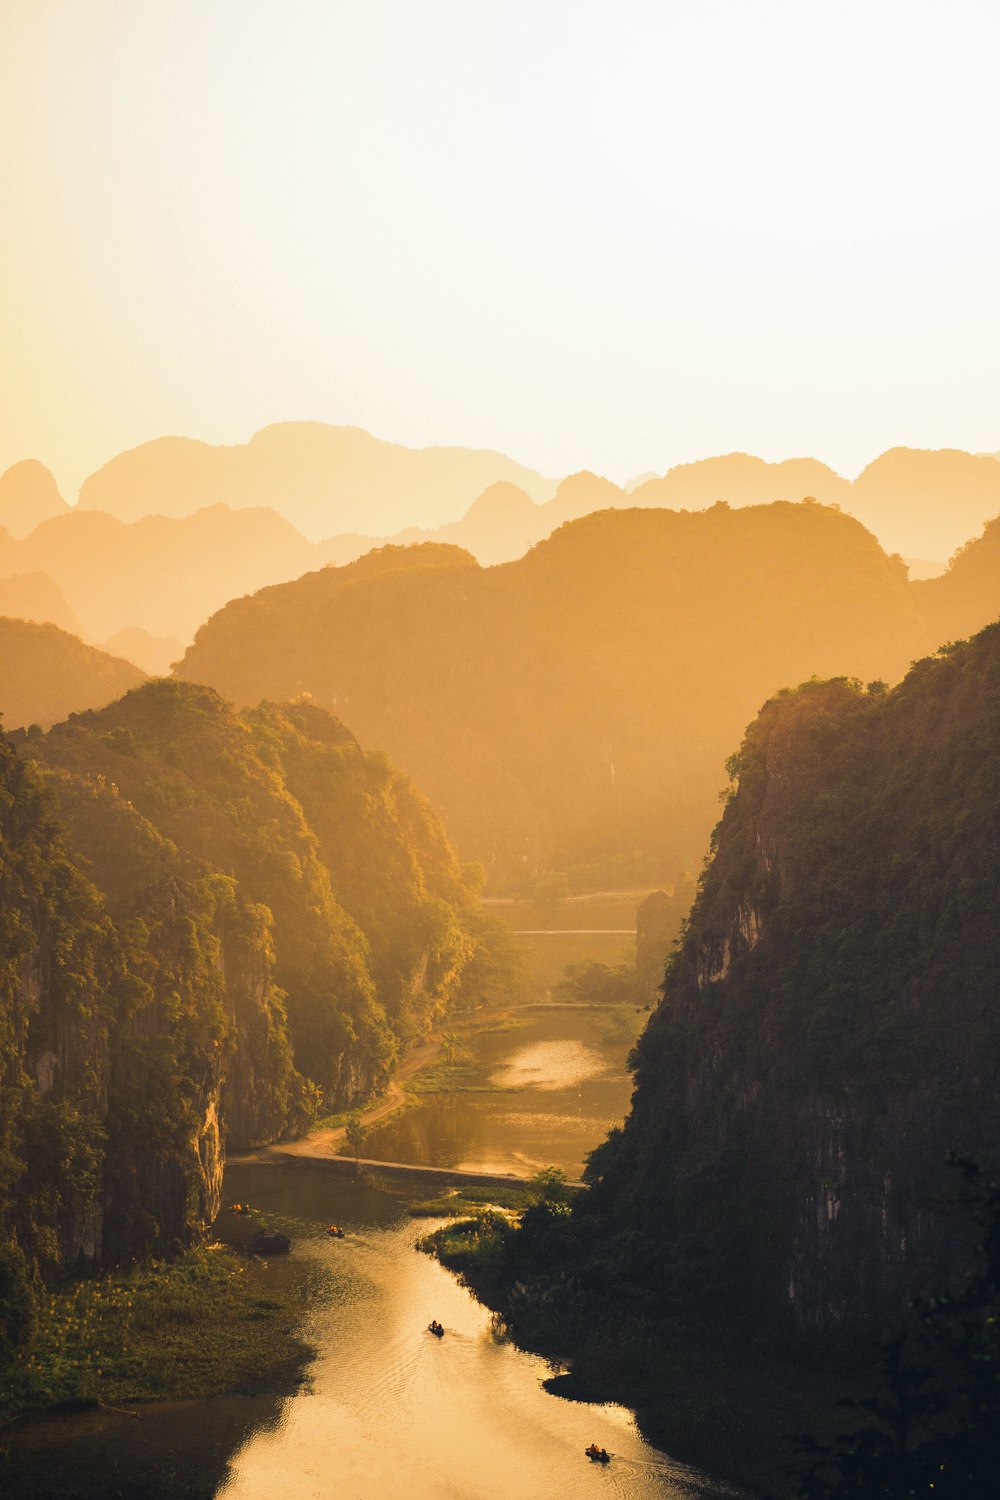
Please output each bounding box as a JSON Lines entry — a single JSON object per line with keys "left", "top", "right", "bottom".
{"left": 4, "top": 3, "right": 1000, "bottom": 1495}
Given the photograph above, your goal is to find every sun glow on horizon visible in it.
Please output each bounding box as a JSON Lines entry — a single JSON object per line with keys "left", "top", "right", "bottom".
{"left": 2, "top": 0, "right": 998, "bottom": 495}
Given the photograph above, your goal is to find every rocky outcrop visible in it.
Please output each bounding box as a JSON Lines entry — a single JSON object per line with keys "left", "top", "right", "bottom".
{"left": 584, "top": 627, "right": 1000, "bottom": 1344}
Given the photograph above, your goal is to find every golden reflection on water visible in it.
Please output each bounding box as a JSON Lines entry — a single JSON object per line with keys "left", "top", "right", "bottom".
{"left": 214, "top": 1201, "right": 739, "bottom": 1500}
{"left": 490, "top": 1038, "right": 608, "bottom": 1091}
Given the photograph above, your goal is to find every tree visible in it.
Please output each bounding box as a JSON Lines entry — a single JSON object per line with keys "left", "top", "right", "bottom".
{"left": 344, "top": 1117, "right": 369, "bottom": 1166}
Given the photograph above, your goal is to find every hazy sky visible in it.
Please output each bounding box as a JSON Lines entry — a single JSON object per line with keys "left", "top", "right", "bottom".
{"left": 3, "top": 0, "right": 998, "bottom": 498}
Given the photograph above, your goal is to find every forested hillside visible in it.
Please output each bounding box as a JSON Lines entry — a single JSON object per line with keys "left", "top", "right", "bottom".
{"left": 0, "top": 727, "right": 265, "bottom": 1302}
{"left": 22, "top": 680, "right": 505, "bottom": 1106}
{"left": 177, "top": 500, "right": 1000, "bottom": 886}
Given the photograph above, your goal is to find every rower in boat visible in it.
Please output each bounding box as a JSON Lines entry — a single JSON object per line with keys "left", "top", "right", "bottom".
{"left": 428, "top": 1319, "right": 444, "bottom": 1337}
{"left": 327, "top": 1224, "right": 344, "bottom": 1238}
{"left": 585, "top": 1443, "right": 610, "bottom": 1463}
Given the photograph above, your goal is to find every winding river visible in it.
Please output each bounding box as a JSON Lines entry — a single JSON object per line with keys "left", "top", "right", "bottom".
{"left": 209, "top": 1007, "right": 742, "bottom": 1499}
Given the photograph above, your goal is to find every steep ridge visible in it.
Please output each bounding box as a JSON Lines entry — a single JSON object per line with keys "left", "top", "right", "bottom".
{"left": 177, "top": 502, "right": 961, "bottom": 886}
{"left": 0, "top": 618, "right": 145, "bottom": 729}
{"left": 577, "top": 627, "right": 1000, "bottom": 1340}
{"left": 0, "top": 572, "right": 81, "bottom": 635}
{"left": 25, "top": 679, "right": 501, "bottom": 1106}
{"left": 0, "top": 729, "right": 261, "bottom": 1286}
{"left": 852, "top": 447, "right": 1000, "bottom": 560}
{"left": 0, "top": 504, "right": 317, "bottom": 643}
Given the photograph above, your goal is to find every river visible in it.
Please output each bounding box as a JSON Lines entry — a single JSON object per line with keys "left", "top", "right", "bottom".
{"left": 358, "top": 1004, "right": 639, "bottom": 1178}
{"left": 8, "top": 1007, "right": 744, "bottom": 1498}
{"left": 208, "top": 1006, "right": 742, "bottom": 1499}
{"left": 212, "top": 1158, "right": 742, "bottom": 1500}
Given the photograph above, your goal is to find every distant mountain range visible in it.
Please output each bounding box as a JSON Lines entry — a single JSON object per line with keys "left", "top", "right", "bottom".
{"left": 74, "top": 423, "right": 557, "bottom": 538}
{"left": 175, "top": 500, "right": 1000, "bottom": 886}
{"left": 3, "top": 427, "right": 1000, "bottom": 563}
{"left": 1, "top": 432, "right": 999, "bottom": 662}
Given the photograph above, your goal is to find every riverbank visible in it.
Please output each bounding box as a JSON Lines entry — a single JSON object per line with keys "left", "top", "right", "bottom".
{"left": 0, "top": 1241, "right": 313, "bottom": 1499}
{"left": 271, "top": 999, "right": 630, "bottom": 1169}
{"left": 422, "top": 1214, "right": 879, "bottom": 1499}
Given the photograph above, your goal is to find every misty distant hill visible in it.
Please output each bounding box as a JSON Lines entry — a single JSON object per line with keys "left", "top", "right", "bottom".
{"left": 0, "top": 571, "right": 81, "bottom": 634}
{"left": 103, "top": 626, "right": 185, "bottom": 675}
{"left": 312, "top": 448, "right": 1000, "bottom": 568}
{"left": 179, "top": 500, "right": 998, "bottom": 886}
{"left": 0, "top": 503, "right": 320, "bottom": 644}
{"left": 0, "top": 460, "right": 71, "bottom": 536}
{"left": 76, "top": 422, "right": 556, "bottom": 538}
{"left": 0, "top": 617, "right": 144, "bottom": 729}
{"left": 851, "top": 447, "right": 1000, "bottom": 560}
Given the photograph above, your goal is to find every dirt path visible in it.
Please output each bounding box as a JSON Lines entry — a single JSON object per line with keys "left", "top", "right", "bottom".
{"left": 267, "top": 999, "right": 629, "bottom": 1165}
{"left": 277, "top": 1028, "right": 447, "bottom": 1160}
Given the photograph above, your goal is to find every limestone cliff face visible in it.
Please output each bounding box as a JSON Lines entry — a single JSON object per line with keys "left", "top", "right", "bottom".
{"left": 218, "top": 899, "right": 313, "bottom": 1149}
{"left": 0, "top": 740, "right": 290, "bottom": 1276}
{"left": 591, "top": 629, "right": 1000, "bottom": 1342}
{"left": 0, "top": 736, "right": 115, "bottom": 1274}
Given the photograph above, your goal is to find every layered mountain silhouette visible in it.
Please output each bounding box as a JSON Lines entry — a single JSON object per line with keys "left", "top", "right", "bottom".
{"left": 1, "top": 434, "right": 997, "bottom": 657}
{"left": 102, "top": 626, "right": 185, "bottom": 675}
{"left": 0, "top": 571, "right": 81, "bottom": 634}
{"left": 0, "top": 617, "right": 145, "bottom": 729}
{"left": 850, "top": 447, "right": 1000, "bottom": 560}
{"left": 0, "top": 504, "right": 319, "bottom": 644}
{"left": 76, "top": 422, "right": 556, "bottom": 538}
{"left": 38, "top": 427, "right": 1000, "bottom": 562}
{"left": 176, "top": 499, "right": 1000, "bottom": 886}
{"left": 0, "top": 460, "right": 71, "bottom": 536}
{"left": 336, "top": 449, "right": 1000, "bottom": 568}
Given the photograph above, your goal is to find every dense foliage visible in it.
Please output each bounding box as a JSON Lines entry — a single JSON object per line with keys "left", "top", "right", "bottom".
{"left": 23, "top": 680, "right": 511, "bottom": 1107}
{"left": 0, "top": 678, "right": 515, "bottom": 1388}
{"left": 0, "top": 725, "right": 241, "bottom": 1337}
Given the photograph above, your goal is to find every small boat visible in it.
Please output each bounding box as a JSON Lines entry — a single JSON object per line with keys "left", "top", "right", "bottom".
{"left": 327, "top": 1225, "right": 345, "bottom": 1238}
{"left": 428, "top": 1320, "right": 444, "bottom": 1338}
{"left": 585, "top": 1444, "right": 610, "bottom": 1464}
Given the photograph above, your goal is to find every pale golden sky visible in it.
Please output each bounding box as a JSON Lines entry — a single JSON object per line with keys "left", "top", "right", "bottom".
{"left": 2, "top": 0, "right": 998, "bottom": 498}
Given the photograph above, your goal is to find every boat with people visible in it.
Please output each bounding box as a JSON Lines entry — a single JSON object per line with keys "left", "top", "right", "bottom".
{"left": 585, "top": 1443, "right": 610, "bottom": 1463}
{"left": 428, "top": 1319, "right": 444, "bottom": 1338}
{"left": 327, "top": 1224, "right": 345, "bottom": 1238}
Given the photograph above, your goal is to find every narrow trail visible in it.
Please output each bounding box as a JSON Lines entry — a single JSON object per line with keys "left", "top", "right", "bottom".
{"left": 277, "top": 1028, "right": 446, "bottom": 1161}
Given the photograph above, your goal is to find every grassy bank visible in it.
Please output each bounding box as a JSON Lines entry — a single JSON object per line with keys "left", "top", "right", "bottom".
{"left": 0, "top": 1242, "right": 311, "bottom": 1422}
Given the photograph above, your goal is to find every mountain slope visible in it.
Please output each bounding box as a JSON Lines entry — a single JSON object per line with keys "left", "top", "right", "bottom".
{"left": 581, "top": 627, "right": 1000, "bottom": 1339}
{"left": 0, "top": 618, "right": 145, "bottom": 729}
{"left": 0, "top": 504, "right": 317, "bottom": 643}
{"left": 27, "top": 679, "right": 498, "bottom": 1104}
{"left": 177, "top": 503, "right": 940, "bottom": 885}
{"left": 0, "top": 460, "right": 70, "bottom": 536}
{"left": 0, "top": 726, "right": 277, "bottom": 1284}
{"left": 0, "top": 572, "right": 81, "bottom": 634}
{"left": 852, "top": 447, "right": 1000, "bottom": 560}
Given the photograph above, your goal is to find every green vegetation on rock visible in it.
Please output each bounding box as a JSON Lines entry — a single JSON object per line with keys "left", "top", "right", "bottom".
{"left": 424, "top": 622, "right": 1000, "bottom": 1493}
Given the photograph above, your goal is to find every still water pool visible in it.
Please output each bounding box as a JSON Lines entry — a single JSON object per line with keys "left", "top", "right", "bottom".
{"left": 360, "top": 1005, "right": 639, "bottom": 1178}
{"left": 216, "top": 1163, "right": 741, "bottom": 1500}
